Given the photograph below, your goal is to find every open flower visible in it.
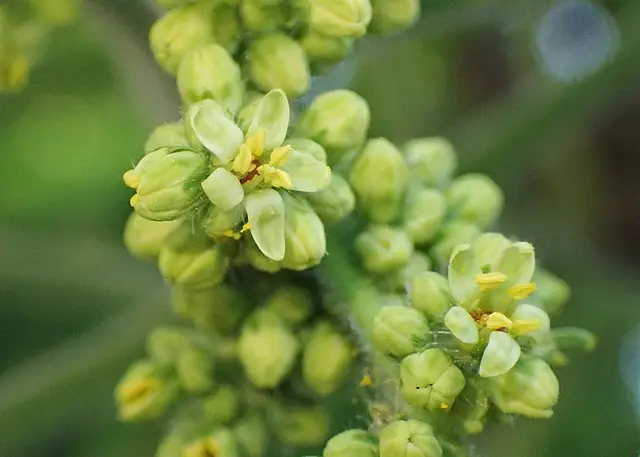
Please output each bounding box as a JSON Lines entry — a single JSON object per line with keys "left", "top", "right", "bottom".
{"left": 443, "top": 233, "right": 550, "bottom": 378}
{"left": 185, "top": 89, "right": 331, "bottom": 262}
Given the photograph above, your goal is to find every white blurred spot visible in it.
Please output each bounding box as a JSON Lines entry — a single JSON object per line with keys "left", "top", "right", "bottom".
{"left": 535, "top": 1, "right": 620, "bottom": 82}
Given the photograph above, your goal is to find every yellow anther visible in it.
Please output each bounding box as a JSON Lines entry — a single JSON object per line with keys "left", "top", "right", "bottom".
{"left": 248, "top": 162, "right": 257, "bottom": 173}
{"left": 222, "top": 229, "right": 241, "bottom": 240}
{"left": 359, "top": 374, "right": 373, "bottom": 387}
{"left": 129, "top": 194, "right": 140, "bottom": 208}
{"left": 245, "top": 129, "right": 265, "bottom": 157}
{"left": 233, "top": 143, "right": 254, "bottom": 175}
{"left": 258, "top": 165, "right": 293, "bottom": 189}
{"left": 509, "top": 282, "right": 537, "bottom": 300}
{"left": 440, "top": 403, "right": 449, "bottom": 410}
{"left": 240, "top": 222, "right": 252, "bottom": 233}
{"left": 485, "top": 312, "right": 513, "bottom": 331}
{"left": 117, "top": 378, "right": 155, "bottom": 403}
{"left": 269, "top": 145, "right": 292, "bottom": 167}
{"left": 475, "top": 272, "right": 508, "bottom": 291}
{"left": 123, "top": 169, "right": 140, "bottom": 189}
{"left": 511, "top": 319, "right": 542, "bottom": 335}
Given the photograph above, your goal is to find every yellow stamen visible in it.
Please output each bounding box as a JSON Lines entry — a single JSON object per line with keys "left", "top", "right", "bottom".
{"left": 359, "top": 374, "right": 373, "bottom": 387}
{"left": 123, "top": 169, "right": 140, "bottom": 189}
{"left": 440, "top": 403, "right": 449, "bottom": 410}
{"left": 129, "top": 194, "right": 140, "bottom": 208}
{"left": 269, "top": 145, "right": 292, "bottom": 167}
{"left": 233, "top": 143, "right": 253, "bottom": 175}
{"left": 475, "top": 272, "right": 508, "bottom": 291}
{"left": 117, "top": 378, "right": 155, "bottom": 403}
{"left": 509, "top": 282, "right": 537, "bottom": 300}
{"left": 485, "top": 312, "right": 513, "bottom": 331}
{"left": 248, "top": 162, "right": 258, "bottom": 173}
{"left": 222, "top": 229, "right": 241, "bottom": 241}
{"left": 240, "top": 222, "right": 252, "bottom": 233}
{"left": 511, "top": 319, "right": 542, "bottom": 335}
{"left": 246, "top": 129, "right": 265, "bottom": 157}
{"left": 258, "top": 165, "right": 293, "bottom": 189}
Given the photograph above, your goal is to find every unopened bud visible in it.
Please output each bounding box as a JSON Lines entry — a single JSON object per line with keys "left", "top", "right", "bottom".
{"left": 308, "top": 0, "right": 372, "bottom": 38}
{"left": 264, "top": 286, "right": 314, "bottom": 327}
{"left": 369, "top": 0, "right": 420, "bottom": 34}
{"left": 446, "top": 174, "right": 504, "bottom": 229}
{"left": 300, "top": 29, "right": 354, "bottom": 66}
{"left": 305, "top": 174, "right": 356, "bottom": 223}
{"left": 203, "top": 386, "right": 239, "bottom": 424}
{"left": 403, "top": 187, "right": 447, "bottom": 245}
{"left": 123, "top": 212, "right": 182, "bottom": 261}
{"left": 409, "top": 271, "right": 450, "bottom": 319}
{"left": 144, "top": 122, "right": 190, "bottom": 154}
{"left": 355, "top": 225, "right": 413, "bottom": 274}
{"left": 372, "top": 305, "right": 429, "bottom": 357}
{"left": 270, "top": 403, "right": 330, "bottom": 446}
{"left": 379, "top": 420, "right": 442, "bottom": 457}
{"left": 281, "top": 192, "right": 327, "bottom": 271}
{"left": 323, "top": 430, "right": 378, "bottom": 457}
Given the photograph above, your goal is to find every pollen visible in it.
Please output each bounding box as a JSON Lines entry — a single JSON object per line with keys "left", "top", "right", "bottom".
{"left": 509, "top": 282, "right": 537, "bottom": 300}
{"left": 359, "top": 373, "right": 373, "bottom": 387}
{"left": 485, "top": 312, "right": 513, "bottom": 331}
{"left": 123, "top": 169, "right": 140, "bottom": 189}
{"left": 475, "top": 272, "right": 508, "bottom": 291}
{"left": 233, "top": 143, "right": 254, "bottom": 175}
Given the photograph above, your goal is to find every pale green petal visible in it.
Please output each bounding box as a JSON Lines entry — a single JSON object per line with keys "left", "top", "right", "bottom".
{"left": 511, "top": 304, "right": 551, "bottom": 333}
{"left": 444, "top": 306, "right": 479, "bottom": 344}
{"left": 497, "top": 242, "right": 536, "bottom": 285}
{"left": 472, "top": 232, "right": 511, "bottom": 270}
{"left": 479, "top": 332, "right": 521, "bottom": 378}
{"left": 247, "top": 89, "right": 290, "bottom": 150}
{"left": 188, "top": 100, "right": 244, "bottom": 162}
{"left": 245, "top": 189, "right": 286, "bottom": 261}
{"left": 201, "top": 168, "right": 244, "bottom": 210}
{"left": 448, "top": 244, "right": 481, "bottom": 309}
{"left": 281, "top": 149, "right": 331, "bottom": 192}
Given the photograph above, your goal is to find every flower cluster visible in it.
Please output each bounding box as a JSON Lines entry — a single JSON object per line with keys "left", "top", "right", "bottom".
{"left": 0, "top": 0, "right": 80, "bottom": 92}
{"left": 115, "top": 1, "right": 597, "bottom": 457}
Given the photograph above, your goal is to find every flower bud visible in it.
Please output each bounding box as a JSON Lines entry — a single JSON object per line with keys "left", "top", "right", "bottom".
{"left": 150, "top": 5, "right": 215, "bottom": 74}
{"left": 159, "top": 226, "right": 230, "bottom": 289}
{"left": 125, "top": 147, "right": 208, "bottom": 221}
{"left": 380, "top": 252, "right": 432, "bottom": 293}
{"left": 305, "top": 174, "right": 356, "bottom": 223}
{"left": 403, "top": 188, "right": 447, "bottom": 245}
{"left": 238, "top": 310, "right": 299, "bottom": 388}
{"left": 402, "top": 137, "right": 457, "bottom": 187}
{"left": 173, "top": 285, "right": 248, "bottom": 334}
{"left": 147, "top": 326, "right": 192, "bottom": 364}
{"left": 446, "top": 174, "right": 504, "bottom": 229}
{"left": 30, "top": 0, "right": 81, "bottom": 26}
{"left": 369, "top": 0, "right": 420, "bottom": 34}
{"left": 551, "top": 327, "right": 597, "bottom": 352}
{"left": 488, "top": 358, "right": 559, "bottom": 418}
{"left": 247, "top": 33, "right": 310, "bottom": 98}
{"left": 400, "top": 349, "right": 466, "bottom": 411}
{"left": 270, "top": 403, "right": 330, "bottom": 446}
{"left": 240, "top": 1, "right": 288, "bottom": 32}
{"left": 308, "top": 0, "right": 372, "bottom": 38}
{"left": 281, "top": 192, "right": 327, "bottom": 271}
{"left": 204, "top": 204, "right": 245, "bottom": 239}
{"left": 115, "top": 360, "right": 178, "bottom": 421}
{"left": 355, "top": 225, "right": 413, "bottom": 274}
{"left": 323, "top": 430, "right": 378, "bottom": 457}
{"left": 300, "top": 29, "right": 354, "bottom": 66}
{"left": 145, "top": 123, "right": 190, "bottom": 154}
{"left": 350, "top": 138, "right": 409, "bottom": 223}
{"left": 241, "top": 236, "right": 283, "bottom": 273}
{"left": 408, "top": 271, "right": 450, "bottom": 319}
{"left": 379, "top": 420, "right": 442, "bottom": 457}
{"left": 429, "top": 221, "right": 480, "bottom": 266}
{"left": 123, "top": 212, "right": 182, "bottom": 261}
{"left": 451, "top": 385, "right": 490, "bottom": 434}
{"left": 209, "top": 4, "right": 242, "bottom": 54}
{"left": 176, "top": 347, "right": 215, "bottom": 393}
{"left": 372, "top": 305, "right": 429, "bottom": 357}
{"left": 177, "top": 44, "right": 244, "bottom": 113}
{"left": 181, "top": 429, "right": 239, "bottom": 457}
{"left": 296, "top": 89, "right": 370, "bottom": 159}
{"left": 264, "top": 286, "right": 314, "bottom": 327}
{"left": 203, "top": 386, "right": 239, "bottom": 424}
{"left": 286, "top": 137, "right": 328, "bottom": 163}
{"left": 302, "top": 321, "right": 354, "bottom": 395}
{"left": 535, "top": 269, "right": 571, "bottom": 315}
{"left": 234, "top": 414, "right": 268, "bottom": 457}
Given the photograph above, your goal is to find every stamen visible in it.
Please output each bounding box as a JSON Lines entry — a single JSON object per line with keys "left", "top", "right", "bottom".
{"left": 269, "top": 145, "right": 292, "bottom": 167}
{"left": 475, "top": 272, "right": 508, "bottom": 291}
{"left": 509, "top": 282, "right": 537, "bottom": 300}
{"left": 485, "top": 312, "right": 513, "bottom": 331}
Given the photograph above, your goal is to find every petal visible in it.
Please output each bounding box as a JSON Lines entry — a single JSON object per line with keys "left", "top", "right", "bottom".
{"left": 281, "top": 148, "right": 331, "bottom": 192}
{"left": 201, "top": 168, "right": 244, "bottom": 211}
{"left": 188, "top": 100, "right": 244, "bottom": 163}
{"left": 444, "top": 306, "right": 479, "bottom": 344}
{"left": 479, "top": 332, "right": 521, "bottom": 378}
{"left": 448, "top": 244, "right": 482, "bottom": 309}
{"left": 247, "top": 89, "right": 290, "bottom": 150}
{"left": 245, "top": 189, "right": 285, "bottom": 261}
{"left": 497, "top": 241, "right": 536, "bottom": 285}
{"left": 510, "top": 304, "right": 550, "bottom": 334}
{"left": 472, "top": 232, "right": 511, "bottom": 270}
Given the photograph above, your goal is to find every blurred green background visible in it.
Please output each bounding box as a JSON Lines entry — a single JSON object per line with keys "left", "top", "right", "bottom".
{"left": 1, "top": 0, "right": 639, "bottom": 456}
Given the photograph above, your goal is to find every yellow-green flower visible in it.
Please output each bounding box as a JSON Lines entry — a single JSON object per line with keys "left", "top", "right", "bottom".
{"left": 186, "top": 89, "right": 331, "bottom": 262}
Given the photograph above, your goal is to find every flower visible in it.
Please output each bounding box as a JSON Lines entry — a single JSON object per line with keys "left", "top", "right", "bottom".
{"left": 442, "top": 233, "right": 551, "bottom": 377}
{"left": 323, "top": 430, "right": 378, "bottom": 457}
{"left": 185, "top": 89, "right": 331, "bottom": 262}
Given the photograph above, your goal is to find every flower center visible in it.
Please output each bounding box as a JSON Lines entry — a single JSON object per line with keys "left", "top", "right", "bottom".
{"left": 231, "top": 129, "right": 293, "bottom": 189}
